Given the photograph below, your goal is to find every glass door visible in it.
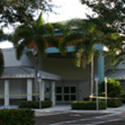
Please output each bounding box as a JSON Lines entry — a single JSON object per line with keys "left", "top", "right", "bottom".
{"left": 56, "top": 85, "right": 77, "bottom": 103}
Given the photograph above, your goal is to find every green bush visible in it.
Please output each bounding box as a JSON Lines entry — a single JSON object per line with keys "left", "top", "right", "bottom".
{"left": 0, "top": 109, "right": 35, "bottom": 125}
{"left": 99, "top": 78, "right": 122, "bottom": 97}
{"left": 19, "top": 100, "right": 52, "bottom": 109}
{"left": 72, "top": 101, "right": 106, "bottom": 110}
{"left": 108, "top": 100, "right": 122, "bottom": 107}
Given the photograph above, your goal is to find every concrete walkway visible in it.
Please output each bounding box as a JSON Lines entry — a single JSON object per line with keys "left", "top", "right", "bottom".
{"left": 1, "top": 104, "right": 125, "bottom": 116}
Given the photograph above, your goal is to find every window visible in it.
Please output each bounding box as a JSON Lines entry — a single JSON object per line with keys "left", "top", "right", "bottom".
{"left": 56, "top": 85, "right": 77, "bottom": 102}
{"left": 64, "top": 95, "right": 69, "bottom": 101}
{"left": 64, "top": 87, "right": 69, "bottom": 93}
{"left": 56, "top": 95, "right": 62, "bottom": 101}
{"left": 56, "top": 87, "right": 62, "bottom": 93}
{"left": 71, "top": 87, "right": 76, "bottom": 93}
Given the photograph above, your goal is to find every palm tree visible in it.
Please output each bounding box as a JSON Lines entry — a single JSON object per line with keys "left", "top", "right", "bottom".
{"left": 59, "top": 19, "right": 107, "bottom": 101}
{"left": 59, "top": 18, "right": 124, "bottom": 101}
{"left": 12, "top": 13, "right": 56, "bottom": 101}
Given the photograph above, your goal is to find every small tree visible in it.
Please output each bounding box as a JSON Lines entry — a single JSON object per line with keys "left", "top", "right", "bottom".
{"left": 99, "top": 78, "right": 122, "bottom": 98}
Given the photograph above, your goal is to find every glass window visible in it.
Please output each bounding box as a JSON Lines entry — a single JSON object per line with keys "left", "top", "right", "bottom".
{"left": 64, "top": 95, "right": 69, "bottom": 101}
{"left": 71, "top": 95, "right": 76, "bottom": 101}
{"left": 56, "top": 87, "right": 62, "bottom": 93}
{"left": 56, "top": 95, "right": 62, "bottom": 101}
{"left": 64, "top": 87, "right": 69, "bottom": 93}
{"left": 71, "top": 87, "right": 76, "bottom": 93}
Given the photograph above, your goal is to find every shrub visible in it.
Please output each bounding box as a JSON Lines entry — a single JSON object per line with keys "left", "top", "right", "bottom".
{"left": 19, "top": 100, "right": 52, "bottom": 109}
{"left": 0, "top": 109, "right": 35, "bottom": 125}
{"left": 72, "top": 101, "right": 106, "bottom": 110}
{"left": 108, "top": 100, "right": 122, "bottom": 107}
{"left": 99, "top": 78, "right": 123, "bottom": 108}
{"left": 99, "top": 78, "right": 122, "bottom": 97}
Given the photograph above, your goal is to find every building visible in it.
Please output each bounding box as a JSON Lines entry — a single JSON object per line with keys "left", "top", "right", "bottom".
{"left": 0, "top": 48, "right": 61, "bottom": 107}
{"left": 1, "top": 43, "right": 124, "bottom": 107}
{"left": 0, "top": 42, "right": 105, "bottom": 107}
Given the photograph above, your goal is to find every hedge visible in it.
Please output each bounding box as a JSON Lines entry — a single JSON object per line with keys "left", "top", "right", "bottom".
{"left": 107, "top": 100, "right": 122, "bottom": 107}
{"left": 99, "top": 78, "right": 122, "bottom": 98}
{"left": 72, "top": 101, "right": 106, "bottom": 110}
{"left": 19, "top": 100, "right": 52, "bottom": 109}
{"left": 0, "top": 109, "right": 35, "bottom": 125}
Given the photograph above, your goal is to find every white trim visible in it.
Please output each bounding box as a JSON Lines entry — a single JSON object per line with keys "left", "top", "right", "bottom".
{"left": 4, "top": 80, "right": 9, "bottom": 107}
{"left": 27, "top": 79, "right": 32, "bottom": 101}
{"left": 51, "top": 81, "right": 56, "bottom": 106}
{"left": 41, "top": 81, "right": 45, "bottom": 101}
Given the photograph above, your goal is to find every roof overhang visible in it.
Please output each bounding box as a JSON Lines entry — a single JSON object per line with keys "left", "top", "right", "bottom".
{"left": 106, "top": 69, "right": 125, "bottom": 80}
{"left": 0, "top": 66, "right": 61, "bottom": 80}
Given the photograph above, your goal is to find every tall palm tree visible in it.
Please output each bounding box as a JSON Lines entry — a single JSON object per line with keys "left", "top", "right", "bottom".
{"left": 59, "top": 19, "right": 98, "bottom": 98}
{"left": 59, "top": 18, "right": 120, "bottom": 101}
{"left": 12, "top": 13, "right": 56, "bottom": 101}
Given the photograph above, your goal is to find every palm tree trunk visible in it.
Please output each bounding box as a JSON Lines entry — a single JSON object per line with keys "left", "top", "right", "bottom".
{"left": 90, "top": 55, "right": 94, "bottom": 101}
{"left": 34, "top": 54, "right": 39, "bottom": 101}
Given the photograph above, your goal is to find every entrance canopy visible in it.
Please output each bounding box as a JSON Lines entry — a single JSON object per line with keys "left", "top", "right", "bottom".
{"left": 1, "top": 66, "right": 61, "bottom": 80}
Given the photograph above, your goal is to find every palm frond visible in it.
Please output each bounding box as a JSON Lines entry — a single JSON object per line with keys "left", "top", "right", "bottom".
{"left": 37, "top": 23, "right": 54, "bottom": 36}
{"left": 74, "top": 39, "right": 94, "bottom": 66}
{"left": 59, "top": 32, "right": 82, "bottom": 55}
{"left": 15, "top": 42, "right": 26, "bottom": 60}
{"left": 34, "top": 36, "right": 47, "bottom": 58}
{"left": 12, "top": 25, "right": 33, "bottom": 59}
{"left": 47, "top": 36, "right": 59, "bottom": 48}
{"left": 35, "top": 12, "right": 44, "bottom": 29}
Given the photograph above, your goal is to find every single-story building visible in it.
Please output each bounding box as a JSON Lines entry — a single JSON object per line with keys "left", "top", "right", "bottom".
{"left": 0, "top": 48, "right": 61, "bottom": 108}
{"left": 0, "top": 45, "right": 125, "bottom": 107}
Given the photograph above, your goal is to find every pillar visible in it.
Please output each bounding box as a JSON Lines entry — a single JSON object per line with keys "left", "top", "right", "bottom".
{"left": 4, "top": 80, "right": 9, "bottom": 107}
{"left": 27, "top": 79, "right": 32, "bottom": 101}
{"left": 98, "top": 51, "right": 104, "bottom": 84}
{"left": 40, "top": 80, "right": 44, "bottom": 101}
{"left": 51, "top": 81, "right": 55, "bottom": 106}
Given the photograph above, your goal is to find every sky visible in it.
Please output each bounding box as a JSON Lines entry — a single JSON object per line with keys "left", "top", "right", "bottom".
{"left": 0, "top": 0, "right": 92, "bottom": 49}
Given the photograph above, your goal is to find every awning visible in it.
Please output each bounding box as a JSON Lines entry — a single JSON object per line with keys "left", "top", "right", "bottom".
{"left": 0, "top": 66, "right": 61, "bottom": 80}
{"left": 106, "top": 69, "right": 125, "bottom": 80}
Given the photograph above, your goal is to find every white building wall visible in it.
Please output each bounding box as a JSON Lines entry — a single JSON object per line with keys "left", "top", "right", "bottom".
{"left": 78, "top": 80, "right": 90, "bottom": 100}
{"left": 42, "top": 58, "right": 89, "bottom": 80}
{"left": 2, "top": 48, "right": 34, "bottom": 67}
{"left": 2, "top": 49, "right": 21, "bottom": 67}
{"left": 9, "top": 79, "right": 27, "bottom": 98}
{"left": 44, "top": 81, "right": 51, "bottom": 100}
{"left": 0, "top": 80, "right": 4, "bottom": 95}
{"left": 21, "top": 53, "right": 34, "bottom": 67}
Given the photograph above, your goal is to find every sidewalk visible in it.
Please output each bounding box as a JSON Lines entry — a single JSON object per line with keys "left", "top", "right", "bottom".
{"left": 35, "top": 104, "right": 125, "bottom": 117}
{"left": 1, "top": 104, "right": 125, "bottom": 116}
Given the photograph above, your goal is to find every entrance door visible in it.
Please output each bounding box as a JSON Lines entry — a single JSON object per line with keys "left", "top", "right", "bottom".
{"left": 56, "top": 85, "right": 77, "bottom": 103}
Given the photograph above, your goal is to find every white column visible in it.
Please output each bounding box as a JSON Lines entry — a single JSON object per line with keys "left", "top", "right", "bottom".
{"left": 27, "top": 79, "right": 32, "bottom": 101}
{"left": 40, "top": 80, "right": 44, "bottom": 101}
{"left": 4, "top": 80, "right": 9, "bottom": 107}
{"left": 51, "top": 81, "right": 56, "bottom": 106}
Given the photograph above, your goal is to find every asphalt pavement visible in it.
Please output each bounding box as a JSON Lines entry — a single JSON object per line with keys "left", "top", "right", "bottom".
{"left": 34, "top": 104, "right": 125, "bottom": 125}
